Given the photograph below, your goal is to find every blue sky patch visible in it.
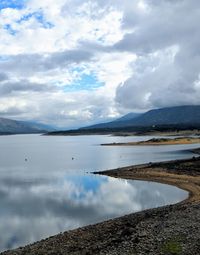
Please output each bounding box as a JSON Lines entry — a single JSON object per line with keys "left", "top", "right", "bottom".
{"left": 64, "top": 174, "right": 107, "bottom": 200}
{"left": 0, "top": 56, "right": 10, "bottom": 62}
{"left": 3, "top": 24, "right": 17, "bottom": 35}
{"left": 64, "top": 73, "right": 104, "bottom": 92}
{"left": 0, "top": 0, "right": 27, "bottom": 10}
{"left": 17, "top": 11, "right": 54, "bottom": 29}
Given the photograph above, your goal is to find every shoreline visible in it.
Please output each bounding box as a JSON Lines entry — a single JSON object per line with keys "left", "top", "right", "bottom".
{"left": 101, "top": 137, "right": 200, "bottom": 146}
{"left": 95, "top": 156, "right": 200, "bottom": 204}
{"left": 2, "top": 152, "right": 200, "bottom": 254}
{"left": 46, "top": 129, "right": 200, "bottom": 137}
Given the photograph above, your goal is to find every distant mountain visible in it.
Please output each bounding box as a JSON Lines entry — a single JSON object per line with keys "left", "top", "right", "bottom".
{"left": 20, "top": 121, "right": 56, "bottom": 132}
{"left": 113, "top": 112, "right": 141, "bottom": 122}
{"left": 82, "top": 105, "right": 200, "bottom": 130}
{"left": 81, "top": 112, "right": 141, "bottom": 129}
{"left": 0, "top": 118, "right": 55, "bottom": 134}
{"left": 128, "top": 105, "right": 200, "bottom": 126}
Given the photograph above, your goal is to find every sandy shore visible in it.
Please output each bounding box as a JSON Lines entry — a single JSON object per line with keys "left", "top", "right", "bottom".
{"left": 96, "top": 157, "right": 200, "bottom": 204}
{"left": 101, "top": 137, "right": 200, "bottom": 146}
{"left": 2, "top": 153, "right": 200, "bottom": 255}
{"left": 135, "top": 130, "right": 200, "bottom": 137}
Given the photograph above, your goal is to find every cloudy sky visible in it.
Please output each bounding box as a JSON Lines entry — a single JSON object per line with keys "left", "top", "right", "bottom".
{"left": 0, "top": 0, "right": 200, "bottom": 128}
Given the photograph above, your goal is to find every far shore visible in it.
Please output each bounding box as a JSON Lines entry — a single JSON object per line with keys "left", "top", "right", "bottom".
{"left": 45, "top": 128, "right": 200, "bottom": 137}
{"left": 2, "top": 149, "right": 200, "bottom": 255}
{"left": 101, "top": 136, "right": 200, "bottom": 146}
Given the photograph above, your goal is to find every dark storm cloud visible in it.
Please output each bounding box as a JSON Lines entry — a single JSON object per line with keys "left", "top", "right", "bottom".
{"left": 114, "top": 0, "right": 200, "bottom": 110}
{"left": 0, "top": 49, "right": 94, "bottom": 75}
{"left": 0, "top": 73, "right": 8, "bottom": 82}
{"left": 0, "top": 107, "right": 29, "bottom": 117}
{"left": 115, "top": 1, "right": 200, "bottom": 54}
{"left": 0, "top": 80, "right": 57, "bottom": 96}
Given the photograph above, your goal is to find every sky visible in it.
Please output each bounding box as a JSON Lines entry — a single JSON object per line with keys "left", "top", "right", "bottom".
{"left": 0, "top": 0, "right": 200, "bottom": 128}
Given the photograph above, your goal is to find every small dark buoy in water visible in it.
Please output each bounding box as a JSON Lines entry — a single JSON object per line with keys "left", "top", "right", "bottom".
{"left": 25, "top": 158, "right": 28, "bottom": 162}
{"left": 72, "top": 157, "right": 74, "bottom": 160}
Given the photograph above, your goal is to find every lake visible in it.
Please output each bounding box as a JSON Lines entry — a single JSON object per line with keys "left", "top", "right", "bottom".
{"left": 0, "top": 134, "right": 199, "bottom": 251}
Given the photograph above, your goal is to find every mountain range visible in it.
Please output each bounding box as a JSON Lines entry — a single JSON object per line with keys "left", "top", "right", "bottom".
{"left": 1, "top": 105, "right": 200, "bottom": 135}
{"left": 82, "top": 105, "right": 200, "bottom": 130}
{"left": 82, "top": 112, "right": 141, "bottom": 129}
{"left": 0, "top": 118, "right": 55, "bottom": 135}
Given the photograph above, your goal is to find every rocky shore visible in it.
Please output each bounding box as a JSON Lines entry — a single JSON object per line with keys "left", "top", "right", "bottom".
{"left": 2, "top": 155, "right": 200, "bottom": 255}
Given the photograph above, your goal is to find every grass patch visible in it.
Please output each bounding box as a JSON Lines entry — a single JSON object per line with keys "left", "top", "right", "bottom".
{"left": 161, "top": 236, "right": 183, "bottom": 254}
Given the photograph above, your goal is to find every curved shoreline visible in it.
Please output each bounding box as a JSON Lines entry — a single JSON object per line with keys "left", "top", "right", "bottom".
{"left": 95, "top": 159, "right": 200, "bottom": 204}
{"left": 2, "top": 154, "right": 200, "bottom": 254}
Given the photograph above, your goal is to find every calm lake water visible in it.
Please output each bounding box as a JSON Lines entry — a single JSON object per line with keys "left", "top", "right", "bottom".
{"left": 0, "top": 134, "right": 199, "bottom": 251}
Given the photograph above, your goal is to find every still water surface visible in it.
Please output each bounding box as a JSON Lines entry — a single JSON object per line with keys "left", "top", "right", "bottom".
{"left": 0, "top": 134, "right": 199, "bottom": 251}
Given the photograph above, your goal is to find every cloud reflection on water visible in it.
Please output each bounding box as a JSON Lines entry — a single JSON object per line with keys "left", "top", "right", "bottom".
{"left": 0, "top": 173, "right": 187, "bottom": 251}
